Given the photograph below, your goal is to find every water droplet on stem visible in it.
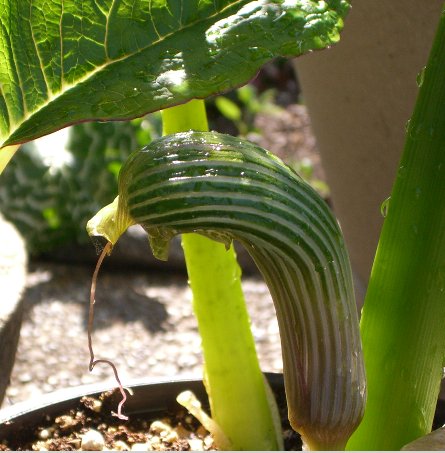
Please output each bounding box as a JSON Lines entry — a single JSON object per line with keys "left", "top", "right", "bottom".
{"left": 416, "top": 66, "right": 426, "bottom": 87}
{"left": 380, "top": 196, "right": 391, "bottom": 218}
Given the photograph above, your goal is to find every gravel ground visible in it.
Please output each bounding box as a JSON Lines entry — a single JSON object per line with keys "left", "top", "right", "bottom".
{"left": 2, "top": 261, "right": 282, "bottom": 408}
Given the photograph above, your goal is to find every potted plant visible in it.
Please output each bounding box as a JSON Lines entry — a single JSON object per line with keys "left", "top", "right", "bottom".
{"left": 0, "top": 0, "right": 445, "bottom": 451}
{"left": 0, "top": 373, "right": 297, "bottom": 451}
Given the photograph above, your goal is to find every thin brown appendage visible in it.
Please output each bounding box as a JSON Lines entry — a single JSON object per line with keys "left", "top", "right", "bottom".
{"left": 88, "top": 241, "right": 129, "bottom": 421}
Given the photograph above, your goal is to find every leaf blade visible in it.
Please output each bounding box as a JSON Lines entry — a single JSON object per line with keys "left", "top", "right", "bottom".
{"left": 0, "top": 0, "right": 350, "bottom": 147}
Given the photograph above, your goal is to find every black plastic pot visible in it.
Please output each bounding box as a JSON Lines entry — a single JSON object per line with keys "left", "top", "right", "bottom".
{"left": 3, "top": 373, "right": 445, "bottom": 451}
{"left": 0, "top": 372, "right": 300, "bottom": 450}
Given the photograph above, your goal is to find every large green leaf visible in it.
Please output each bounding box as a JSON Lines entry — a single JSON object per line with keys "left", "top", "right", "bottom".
{"left": 0, "top": 0, "right": 349, "bottom": 148}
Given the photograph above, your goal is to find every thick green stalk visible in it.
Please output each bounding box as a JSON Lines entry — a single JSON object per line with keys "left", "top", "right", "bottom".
{"left": 161, "top": 100, "right": 280, "bottom": 450}
{"left": 0, "top": 145, "right": 19, "bottom": 174}
{"left": 347, "top": 8, "right": 445, "bottom": 451}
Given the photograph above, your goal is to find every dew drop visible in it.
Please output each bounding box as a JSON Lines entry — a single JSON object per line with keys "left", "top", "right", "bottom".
{"left": 405, "top": 119, "right": 411, "bottom": 132}
{"left": 416, "top": 66, "right": 426, "bottom": 87}
{"left": 383, "top": 359, "right": 394, "bottom": 374}
{"left": 380, "top": 196, "right": 391, "bottom": 218}
{"left": 409, "top": 122, "right": 424, "bottom": 140}
{"left": 400, "top": 367, "right": 408, "bottom": 379}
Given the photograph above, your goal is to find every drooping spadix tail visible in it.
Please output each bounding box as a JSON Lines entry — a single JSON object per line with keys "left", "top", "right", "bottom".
{"left": 87, "top": 131, "right": 366, "bottom": 450}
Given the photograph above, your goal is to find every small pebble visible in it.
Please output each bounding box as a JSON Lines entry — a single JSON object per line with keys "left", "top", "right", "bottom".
{"left": 150, "top": 420, "right": 172, "bottom": 435}
{"left": 188, "top": 438, "right": 204, "bottom": 450}
{"left": 38, "top": 428, "right": 50, "bottom": 440}
{"left": 204, "top": 434, "right": 215, "bottom": 449}
{"left": 149, "top": 435, "right": 160, "bottom": 444}
{"left": 113, "top": 440, "right": 130, "bottom": 450}
{"left": 91, "top": 398, "right": 102, "bottom": 413}
{"left": 81, "top": 429, "right": 105, "bottom": 451}
{"left": 131, "top": 443, "right": 151, "bottom": 451}
{"left": 71, "top": 438, "right": 82, "bottom": 449}
{"left": 6, "top": 387, "right": 19, "bottom": 397}
{"left": 164, "top": 430, "right": 179, "bottom": 443}
{"left": 55, "top": 415, "right": 76, "bottom": 429}
{"left": 47, "top": 375, "right": 59, "bottom": 386}
{"left": 18, "top": 372, "right": 32, "bottom": 383}
{"left": 33, "top": 440, "right": 49, "bottom": 451}
{"left": 148, "top": 435, "right": 162, "bottom": 450}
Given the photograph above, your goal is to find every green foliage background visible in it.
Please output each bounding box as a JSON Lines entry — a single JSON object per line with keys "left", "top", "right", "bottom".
{"left": 0, "top": 120, "right": 149, "bottom": 252}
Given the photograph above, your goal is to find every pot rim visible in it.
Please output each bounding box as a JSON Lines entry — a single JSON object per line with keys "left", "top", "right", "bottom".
{"left": 0, "top": 372, "right": 285, "bottom": 438}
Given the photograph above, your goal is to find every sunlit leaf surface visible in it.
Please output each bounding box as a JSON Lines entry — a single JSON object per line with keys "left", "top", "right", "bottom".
{"left": 0, "top": 0, "right": 349, "bottom": 147}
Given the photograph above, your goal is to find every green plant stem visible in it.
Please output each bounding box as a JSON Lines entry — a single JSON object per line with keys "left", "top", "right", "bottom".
{"left": 347, "top": 8, "right": 445, "bottom": 451}
{"left": 0, "top": 145, "right": 19, "bottom": 174}
{"left": 161, "top": 100, "right": 280, "bottom": 450}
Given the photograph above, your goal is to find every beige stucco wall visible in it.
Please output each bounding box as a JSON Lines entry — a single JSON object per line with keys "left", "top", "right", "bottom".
{"left": 294, "top": 1, "right": 443, "bottom": 302}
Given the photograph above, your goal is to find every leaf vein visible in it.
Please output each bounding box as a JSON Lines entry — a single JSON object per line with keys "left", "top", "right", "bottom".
{"left": 0, "top": 82, "right": 11, "bottom": 132}
{"left": 148, "top": 1, "right": 162, "bottom": 40}
{"left": 93, "top": 0, "right": 108, "bottom": 17}
{"left": 59, "top": 0, "right": 64, "bottom": 89}
{"left": 8, "top": 19, "right": 28, "bottom": 117}
{"left": 104, "top": 0, "right": 119, "bottom": 61}
{"left": 29, "top": 0, "right": 51, "bottom": 96}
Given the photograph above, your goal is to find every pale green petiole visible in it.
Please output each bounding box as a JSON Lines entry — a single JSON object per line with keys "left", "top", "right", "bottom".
{"left": 0, "top": 145, "right": 19, "bottom": 174}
